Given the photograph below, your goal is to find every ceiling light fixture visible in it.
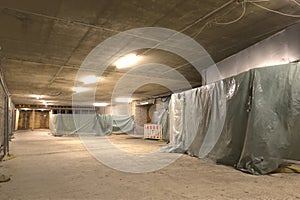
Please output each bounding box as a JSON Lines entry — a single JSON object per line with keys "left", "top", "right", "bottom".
{"left": 82, "top": 75, "right": 100, "bottom": 84}
{"left": 140, "top": 101, "right": 149, "bottom": 105}
{"left": 73, "top": 87, "right": 89, "bottom": 93}
{"left": 93, "top": 102, "right": 108, "bottom": 107}
{"left": 31, "top": 94, "right": 42, "bottom": 99}
{"left": 114, "top": 97, "right": 132, "bottom": 103}
{"left": 114, "top": 54, "right": 141, "bottom": 69}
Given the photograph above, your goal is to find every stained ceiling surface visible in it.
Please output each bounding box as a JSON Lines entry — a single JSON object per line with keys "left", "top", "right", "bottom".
{"left": 0, "top": 0, "right": 299, "bottom": 106}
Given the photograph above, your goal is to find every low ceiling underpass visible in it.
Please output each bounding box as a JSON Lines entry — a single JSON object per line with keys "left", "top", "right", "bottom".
{"left": 0, "top": 0, "right": 299, "bottom": 107}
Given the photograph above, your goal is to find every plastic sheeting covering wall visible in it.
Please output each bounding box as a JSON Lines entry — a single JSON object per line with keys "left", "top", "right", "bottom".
{"left": 0, "top": 82, "right": 6, "bottom": 156}
{"left": 0, "top": 77, "right": 13, "bottom": 158}
{"left": 162, "top": 63, "right": 300, "bottom": 175}
{"left": 50, "top": 114, "right": 135, "bottom": 136}
{"left": 151, "top": 99, "right": 170, "bottom": 140}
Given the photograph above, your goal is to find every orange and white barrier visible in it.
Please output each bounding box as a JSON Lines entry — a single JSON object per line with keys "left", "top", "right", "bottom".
{"left": 144, "top": 124, "right": 162, "bottom": 140}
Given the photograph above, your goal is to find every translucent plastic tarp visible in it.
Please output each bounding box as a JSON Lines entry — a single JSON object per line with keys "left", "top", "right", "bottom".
{"left": 151, "top": 99, "right": 170, "bottom": 140}
{"left": 106, "top": 115, "right": 135, "bottom": 135}
{"left": 162, "top": 63, "right": 300, "bottom": 174}
{"left": 50, "top": 114, "right": 135, "bottom": 136}
{"left": 0, "top": 83, "right": 5, "bottom": 152}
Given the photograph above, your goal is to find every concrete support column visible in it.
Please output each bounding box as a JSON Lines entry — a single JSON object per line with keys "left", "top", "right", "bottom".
{"left": 32, "top": 109, "right": 35, "bottom": 131}
{"left": 49, "top": 110, "right": 53, "bottom": 128}
{"left": 15, "top": 109, "right": 19, "bottom": 131}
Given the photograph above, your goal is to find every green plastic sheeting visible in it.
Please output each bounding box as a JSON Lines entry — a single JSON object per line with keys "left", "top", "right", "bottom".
{"left": 50, "top": 114, "right": 135, "bottom": 136}
{"left": 162, "top": 63, "right": 300, "bottom": 174}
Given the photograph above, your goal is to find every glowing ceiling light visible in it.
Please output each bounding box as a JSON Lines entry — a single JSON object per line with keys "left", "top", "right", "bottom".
{"left": 114, "top": 97, "right": 132, "bottom": 103}
{"left": 114, "top": 54, "right": 141, "bottom": 69}
{"left": 93, "top": 102, "right": 108, "bottom": 107}
{"left": 140, "top": 101, "right": 149, "bottom": 105}
{"left": 73, "top": 87, "right": 89, "bottom": 93}
{"left": 31, "top": 94, "right": 42, "bottom": 99}
{"left": 82, "top": 75, "right": 100, "bottom": 84}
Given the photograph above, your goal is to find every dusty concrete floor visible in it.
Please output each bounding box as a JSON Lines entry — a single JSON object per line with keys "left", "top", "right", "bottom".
{"left": 0, "top": 130, "right": 299, "bottom": 200}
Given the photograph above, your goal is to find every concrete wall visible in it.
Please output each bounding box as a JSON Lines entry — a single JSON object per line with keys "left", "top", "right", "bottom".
{"left": 34, "top": 111, "right": 50, "bottom": 129}
{"left": 18, "top": 110, "right": 31, "bottom": 130}
{"left": 132, "top": 102, "right": 148, "bottom": 126}
{"left": 96, "top": 106, "right": 112, "bottom": 115}
{"left": 216, "top": 23, "right": 300, "bottom": 79}
{"left": 130, "top": 99, "right": 166, "bottom": 134}
{"left": 18, "top": 110, "right": 49, "bottom": 130}
{"left": 129, "top": 101, "right": 147, "bottom": 134}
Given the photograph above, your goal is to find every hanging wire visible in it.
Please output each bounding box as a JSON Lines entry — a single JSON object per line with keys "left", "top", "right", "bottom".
{"left": 250, "top": 1, "right": 300, "bottom": 17}
{"left": 193, "top": 0, "right": 300, "bottom": 39}
{"left": 192, "top": 21, "right": 213, "bottom": 38}
{"left": 139, "top": 0, "right": 236, "bottom": 56}
{"left": 193, "top": 1, "right": 247, "bottom": 38}
{"left": 179, "top": 0, "right": 235, "bottom": 33}
{"left": 215, "top": 2, "right": 247, "bottom": 25}
{"left": 291, "top": 0, "right": 300, "bottom": 7}
{"left": 216, "top": 3, "right": 241, "bottom": 20}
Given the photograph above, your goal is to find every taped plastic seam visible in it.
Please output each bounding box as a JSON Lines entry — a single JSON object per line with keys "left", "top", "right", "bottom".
{"left": 162, "top": 63, "right": 300, "bottom": 175}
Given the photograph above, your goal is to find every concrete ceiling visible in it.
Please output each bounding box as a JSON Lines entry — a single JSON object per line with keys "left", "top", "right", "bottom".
{"left": 0, "top": 0, "right": 299, "bottom": 106}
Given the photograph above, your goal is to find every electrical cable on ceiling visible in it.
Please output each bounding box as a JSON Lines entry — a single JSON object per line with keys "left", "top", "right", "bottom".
{"left": 215, "top": 2, "right": 246, "bottom": 25}
{"left": 217, "top": 3, "right": 242, "bottom": 18}
{"left": 179, "top": 0, "right": 235, "bottom": 33}
{"left": 192, "top": 21, "right": 212, "bottom": 38}
{"left": 291, "top": 0, "right": 300, "bottom": 7}
{"left": 193, "top": 0, "right": 300, "bottom": 39}
{"left": 250, "top": 1, "right": 300, "bottom": 17}
{"left": 141, "top": 0, "right": 235, "bottom": 55}
{"left": 193, "top": 1, "right": 246, "bottom": 38}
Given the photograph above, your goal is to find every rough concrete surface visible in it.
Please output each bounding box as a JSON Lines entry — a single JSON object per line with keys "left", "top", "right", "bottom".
{"left": 1, "top": 1, "right": 300, "bottom": 106}
{"left": 0, "top": 130, "right": 299, "bottom": 200}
